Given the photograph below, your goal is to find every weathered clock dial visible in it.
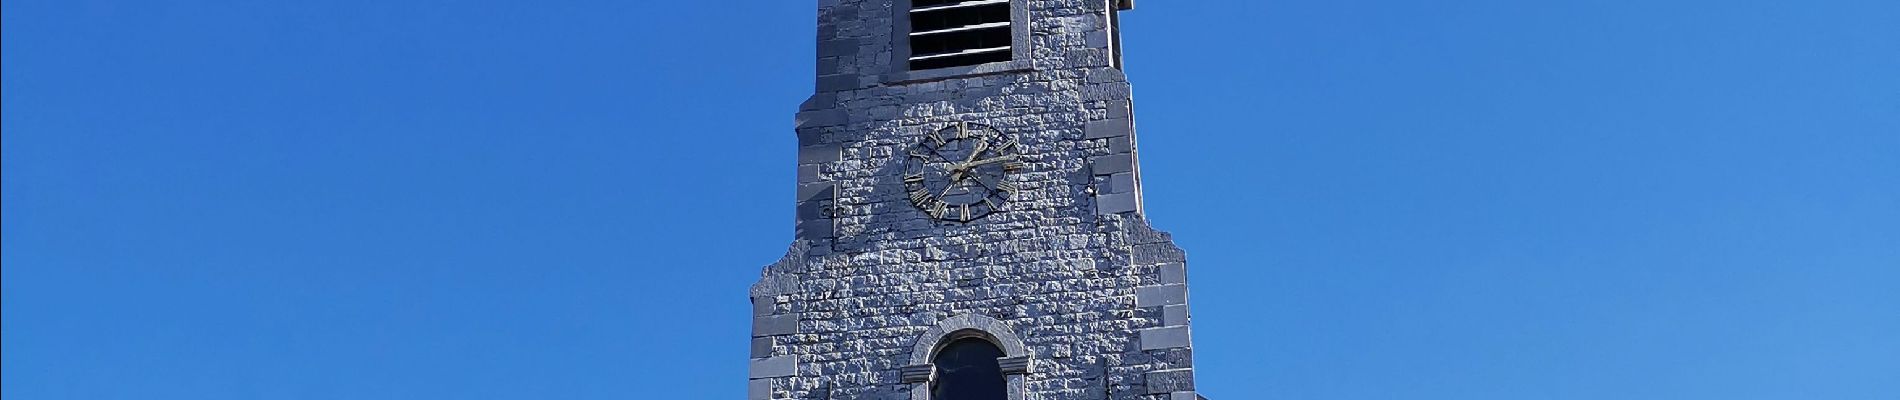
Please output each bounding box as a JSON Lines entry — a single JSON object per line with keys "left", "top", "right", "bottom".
{"left": 903, "top": 122, "right": 1023, "bottom": 222}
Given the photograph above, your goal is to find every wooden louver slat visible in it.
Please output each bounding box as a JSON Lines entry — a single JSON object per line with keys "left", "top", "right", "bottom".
{"left": 907, "top": 0, "right": 1012, "bottom": 70}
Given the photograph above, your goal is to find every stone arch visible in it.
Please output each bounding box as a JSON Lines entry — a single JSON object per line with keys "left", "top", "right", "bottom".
{"left": 909, "top": 313, "right": 1029, "bottom": 365}
{"left": 903, "top": 313, "right": 1033, "bottom": 400}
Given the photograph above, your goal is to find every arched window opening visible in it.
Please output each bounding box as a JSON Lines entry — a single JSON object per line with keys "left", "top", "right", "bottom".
{"left": 930, "top": 337, "right": 1008, "bottom": 400}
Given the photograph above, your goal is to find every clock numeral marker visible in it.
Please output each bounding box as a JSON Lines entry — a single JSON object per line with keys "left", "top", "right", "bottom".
{"left": 910, "top": 189, "right": 930, "bottom": 205}
{"left": 931, "top": 201, "right": 949, "bottom": 219}
{"left": 927, "top": 131, "right": 946, "bottom": 146}
{"left": 903, "top": 173, "right": 924, "bottom": 184}
{"left": 956, "top": 122, "right": 971, "bottom": 139}
{"left": 983, "top": 198, "right": 999, "bottom": 211}
{"left": 997, "top": 138, "right": 1018, "bottom": 152}
{"left": 1003, "top": 162, "right": 1025, "bottom": 172}
{"left": 960, "top": 204, "right": 972, "bottom": 221}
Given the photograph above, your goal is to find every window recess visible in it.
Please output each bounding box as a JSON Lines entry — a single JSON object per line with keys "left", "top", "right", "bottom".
{"left": 907, "top": 0, "right": 1013, "bottom": 70}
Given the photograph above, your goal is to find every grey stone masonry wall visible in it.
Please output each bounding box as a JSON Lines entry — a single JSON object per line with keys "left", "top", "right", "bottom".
{"left": 753, "top": 1, "right": 1201, "bottom": 399}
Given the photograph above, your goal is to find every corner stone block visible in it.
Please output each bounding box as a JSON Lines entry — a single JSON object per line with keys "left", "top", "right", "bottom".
{"left": 1162, "top": 304, "right": 1189, "bottom": 326}
{"left": 816, "top": 56, "right": 839, "bottom": 76}
{"left": 1091, "top": 154, "right": 1133, "bottom": 175}
{"left": 796, "top": 127, "right": 825, "bottom": 146}
{"left": 1108, "top": 100, "right": 1132, "bottom": 120}
{"left": 1084, "top": 118, "right": 1131, "bottom": 139}
{"left": 796, "top": 182, "right": 834, "bottom": 202}
{"left": 749, "top": 378, "right": 772, "bottom": 400}
{"left": 815, "top": 73, "right": 859, "bottom": 92}
{"left": 750, "top": 337, "right": 773, "bottom": 358}
{"left": 1157, "top": 262, "right": 1186, "bottom": 284}
{"left": 798, "top": 144, "right": 842, "bottom": 164}
{"left": 1108, "top": 172, "right": 1137, "bottom": 193}
{"left": 752, "top": 314, "right": 798, "bottom": 337}
{"left": 752, "top": 297, "right": 774, "bottom": 316}
{"left": 1135, "top": 284, "right": 1187, "bottom": 307}
{"left": 1154, "top": 347, "right": 1196, "bottom": 369}
{"left": 750, "top": 355, "right": 797, "bottom": 379}
{"left": 1096, "top": 192, "right": 1137, "bottom": 215}
{"left": 1140, "top": 326, "right": 1191, "bottom": 350}
{"left": 796, "top": 164, "right": 822, "bottom": 183}
{"left": 1108, "top": 134, "right": 1134, "bottom": 153}
{"left": 1145, "top": 369, "right": 1196, "bottom": 394}
{"left": 816, "top": 38, "right": 859, "bottom": 57}
{"left": 1170, "top": 392, "right": 1199, "bottom": 400}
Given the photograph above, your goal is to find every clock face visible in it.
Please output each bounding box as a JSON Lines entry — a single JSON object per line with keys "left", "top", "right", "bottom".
{"left": 903, "top": 122, "right": 1023, "bottom": 222}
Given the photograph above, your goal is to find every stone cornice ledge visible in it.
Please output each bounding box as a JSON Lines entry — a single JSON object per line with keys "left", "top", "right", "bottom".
{"left": 880, "top": 60, "right": 1034, "bottom": 86}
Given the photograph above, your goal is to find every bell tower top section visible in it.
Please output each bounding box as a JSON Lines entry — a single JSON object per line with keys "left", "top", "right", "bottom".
{"left": 792, "top": 0, "right": 1151, "bottom": 245}
{"left": 754, "top": 2, "right": 1207, "bottom": 400}
{"left": 811, "top": 0, "right": 1133, "bottom": 88}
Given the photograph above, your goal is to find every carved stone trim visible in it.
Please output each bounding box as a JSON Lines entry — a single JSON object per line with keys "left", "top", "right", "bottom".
{"left": 900, "top": 364, "right": 935, "bottom": 383}
{"left": 998, "top": 355, "right": 1033, "bottom": 375}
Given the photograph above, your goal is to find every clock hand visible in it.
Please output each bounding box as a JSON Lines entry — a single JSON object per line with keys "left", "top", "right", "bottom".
{"left": 964, "top": 140, "right": 988, "bottom": 165}
{"left": 945, "top": 160, "right": 967, "bottom": 182}
{"left": 945, "top": 140, "right": 989, "bottom": 178}
{"left": 964, "top": 154, "right": 1019, "bottom": 167}
{"left": 934, "top": 138, "right": 995, "bottom": 179}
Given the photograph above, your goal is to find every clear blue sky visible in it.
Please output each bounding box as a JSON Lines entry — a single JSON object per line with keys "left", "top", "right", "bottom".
{"left": 4, "top": 1, "right": 1896, "bottom": 399}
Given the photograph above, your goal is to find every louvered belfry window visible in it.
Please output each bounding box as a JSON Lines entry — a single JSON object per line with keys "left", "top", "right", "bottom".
{"left": 908, "top": 0, "right": 1013, "bottom": 70}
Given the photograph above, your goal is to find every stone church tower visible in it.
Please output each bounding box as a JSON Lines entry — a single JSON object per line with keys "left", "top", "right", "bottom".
{"left": 749, "top": 1, "right": 1206, "bottom": 399}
